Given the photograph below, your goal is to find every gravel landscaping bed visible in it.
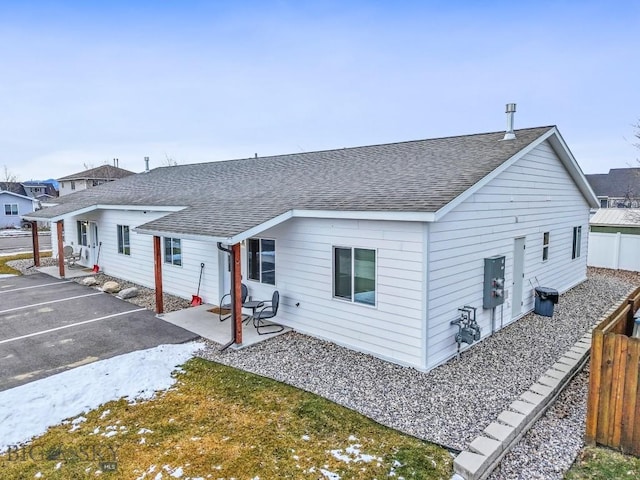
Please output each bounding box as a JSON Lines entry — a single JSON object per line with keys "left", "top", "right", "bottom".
{"left": 489, "top": 366, "right": 590, "bottom": 480}
{"left": 197, "top": 268, "right": 640, "bottom": 453}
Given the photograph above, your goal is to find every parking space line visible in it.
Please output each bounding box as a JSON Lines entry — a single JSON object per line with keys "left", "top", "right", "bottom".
{"left": 0, "top": 281, "right": 72, "bottom": 294}
{"left": 0, "top": 292, "right": 103, "bottom": 315}
{"left": 0, "top": 308, "right": 147, "bottom": 345}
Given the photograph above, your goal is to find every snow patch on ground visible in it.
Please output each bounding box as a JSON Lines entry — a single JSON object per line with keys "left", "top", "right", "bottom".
{"left": 0, "top": 342, "right": 201, "bottom": 452}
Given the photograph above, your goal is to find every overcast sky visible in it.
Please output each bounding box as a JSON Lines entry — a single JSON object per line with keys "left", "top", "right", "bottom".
{"left": 1, "top": 1, "right": 638, "bottom": 181}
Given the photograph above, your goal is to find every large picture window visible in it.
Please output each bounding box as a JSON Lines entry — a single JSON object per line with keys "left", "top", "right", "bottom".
{"left": 77, "top": 221, "right": 88, "bottom": 246}
{"left": 117, "top": 225, "right": 130, "bottom": 255}
{"left": 164, "top": 237, "right": 182, "bottom": 266}
{"left": 247, "top": 238, "right": 275, "bottom": 285}
{"left": 4, "top": 204, "right": 18, "bottom": 216}
{"left": 572, "top": 226, "right": 582, "bottom": 259}
{"left": 333, "top": 247, "right": 376, "bottom": 306}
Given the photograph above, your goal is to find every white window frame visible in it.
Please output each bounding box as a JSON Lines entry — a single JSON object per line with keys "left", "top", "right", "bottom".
{"left": 117, "top": 224, "right": 130, "bottom": 256}
{"left": 4, "top": 203, "right": 18, "bottom": 216}
{"left": 332, "top": 246, "right": 377, "bottom": 307}
{"left": 164, "top": 237, "right": 182, "bottom": 267}
{"left": 572, "top": 226, "right": 582, "bottom": 259}
{"left": 77, "top": 221, "right": 89, "bottom": 246}
{"left": 542, "top": 231, "right": 549, "bottom": 261}
{"left": 247, "top": 238, "right": 276, "bottom": 285}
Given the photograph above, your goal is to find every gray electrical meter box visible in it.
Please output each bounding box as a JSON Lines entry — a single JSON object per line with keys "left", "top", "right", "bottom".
{"left": 483, "top": 255, "right": 506, "bottom": 309}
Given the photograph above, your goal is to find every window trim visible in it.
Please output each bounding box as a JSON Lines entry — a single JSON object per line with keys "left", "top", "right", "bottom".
{"left": 77, "top": 221, "right": 89, "bottom": 247}
{"left": 246, "top": 237, "right": 276, "bottom": 285}
{"left": 542, "top": 231, "right": 550, "bottom": 261}
{"left": 572, "top": 226, "right": 582, "bottom": 259}
{"left": 163, "top": 237, "right": 182, "bottom": 267}
{"left": 332, "top": 246, "right": 377, "bottom": 307}
{"left": 117, "top": 224, "right": 131, "bottom": 256}
{"left": 4, "top": 203, "right": 18, "bottom": 216}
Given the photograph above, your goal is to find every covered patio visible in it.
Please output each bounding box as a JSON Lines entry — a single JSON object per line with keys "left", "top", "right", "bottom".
{"left": 158, "top": 303, "right": 291, "bottom": 348}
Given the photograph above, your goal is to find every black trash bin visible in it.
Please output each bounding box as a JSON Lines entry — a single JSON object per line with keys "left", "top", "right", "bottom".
{"left": 534, "top": 287, "right": 559, "bottom": 317}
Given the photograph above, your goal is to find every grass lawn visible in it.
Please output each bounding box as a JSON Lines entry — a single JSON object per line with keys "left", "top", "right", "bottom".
{"left": 0, "top": 358, "right": 453, "bottom": 479}
{"left": 0, "top": 252, "right": 51, "bottom": 275}
{"left": 565, "top": 446, "right": 640, "bottom": 479}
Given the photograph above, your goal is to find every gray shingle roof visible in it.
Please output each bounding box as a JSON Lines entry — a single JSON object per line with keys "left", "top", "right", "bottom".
{"left": 585, "top": 168, "right": 640, "bottom": 198}
{"left": 30, "top": 127, "right": 553, "bottom": 238}
{"left": 58, "top": 165, "right": 135, "bottom": 181}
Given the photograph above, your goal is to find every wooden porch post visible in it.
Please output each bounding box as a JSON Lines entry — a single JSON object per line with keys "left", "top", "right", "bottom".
{"left": 232, "top": 242, "right": 243, "bottom": 345}
{"left": 31, "top": 221, "right": 40, "bottom": 267}
{"left": 154, "top": 236, "right": 164, "bottom": 314}
{"left": 56, "top": 221, "right": 65, "bottom": 278}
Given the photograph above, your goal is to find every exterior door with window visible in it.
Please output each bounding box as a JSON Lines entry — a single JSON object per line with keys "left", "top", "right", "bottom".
{"left": 89, "top": 222, "right": 99, "bottom": 265}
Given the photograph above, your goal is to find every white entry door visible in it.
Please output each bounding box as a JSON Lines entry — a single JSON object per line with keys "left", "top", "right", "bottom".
{"left": 512, "top": 237, "right": 525, "bottom": 319}
{"left": 219, "top": 249, "right": 231, "bottom": 299}
{"left": 89, "top": 222, "right": 99, "bottom": 266}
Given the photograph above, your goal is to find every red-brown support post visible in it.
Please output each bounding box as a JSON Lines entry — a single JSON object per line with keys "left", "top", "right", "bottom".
{"left": 31, "top": 221, "right": 40, "bottom": 267}
{"left": 56, "top": 221, "right": 65, "bottom": 278}
{"left": 232, "top": 242, "right": 243, "bottom": 345}
{"left": 153, "top": 236, "right": 164, "bottom": 314}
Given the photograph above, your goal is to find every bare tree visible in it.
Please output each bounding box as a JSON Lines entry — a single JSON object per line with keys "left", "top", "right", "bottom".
{"left": 1, "top": 165, "right": 18, "bottom": 191}
{"left": 624, "top": 121, "right": 640, "bottom": 221}
{"left": 162, "top": 154, "right": 178, "bottom": 167}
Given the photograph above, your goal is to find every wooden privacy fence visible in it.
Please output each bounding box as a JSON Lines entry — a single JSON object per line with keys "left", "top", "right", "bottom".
{"left": 585, "top": 285, "right": 640, "bottom": 456}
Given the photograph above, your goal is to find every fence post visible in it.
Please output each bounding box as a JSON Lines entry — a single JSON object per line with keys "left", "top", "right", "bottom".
{"left": 586, "top": 329, "right": 604, "bottom": 445}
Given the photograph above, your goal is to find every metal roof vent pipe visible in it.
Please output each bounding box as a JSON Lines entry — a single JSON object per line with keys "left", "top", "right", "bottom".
{"left": 144, "top": 156, "right": 150, "bottom": 173}
{"left": 503, "top": 103, "right": 517, "bottom": 140}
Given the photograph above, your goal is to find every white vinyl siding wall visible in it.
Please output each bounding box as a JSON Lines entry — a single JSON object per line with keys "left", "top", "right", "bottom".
{"left": 52, "top": 210, "right": 222, "bottom": 304}
{"left": 426, "top": 140, "right": 590, "bottom": 369}
{"left": 241, "top": 217, "right": 426, "bottom": 369}
{"left": 0, "top": 193, "right": 35, "bottom": 228}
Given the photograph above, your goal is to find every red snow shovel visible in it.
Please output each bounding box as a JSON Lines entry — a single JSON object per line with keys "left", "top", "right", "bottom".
{"left": 191, "top": 263, "right": 205, "bottom": 306}
{"left": 92, "top": 241, "right": 102, "bottom": 273}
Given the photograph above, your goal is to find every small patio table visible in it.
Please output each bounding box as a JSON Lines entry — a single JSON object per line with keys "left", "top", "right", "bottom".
{"left": 243, "top": 300, "right": 265, "bottom": 324}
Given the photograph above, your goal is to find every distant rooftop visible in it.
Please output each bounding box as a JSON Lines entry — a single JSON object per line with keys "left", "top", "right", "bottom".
{"left": 58, "top": 164, "right": 135, "bottom": 182}
{"left": 585, "top": 168, "right": 640, "bottom": 198}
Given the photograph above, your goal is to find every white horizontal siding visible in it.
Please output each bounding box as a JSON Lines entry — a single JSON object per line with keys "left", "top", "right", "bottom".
{"left": 1, "top": 194, "right": 34, "bottom": 228}
{"left": 241, "top": 217, "right": 426, "bottom": 368}
{"left": 426, "top": 140, "right": 590, "bottom": 369}
{"left": 55, "top": 210, "right": 221, "bottom": 303}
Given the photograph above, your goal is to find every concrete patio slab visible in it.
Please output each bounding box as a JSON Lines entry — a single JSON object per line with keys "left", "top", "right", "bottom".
{"left": 159, "top": 303, "right": 290, "bottom": 348}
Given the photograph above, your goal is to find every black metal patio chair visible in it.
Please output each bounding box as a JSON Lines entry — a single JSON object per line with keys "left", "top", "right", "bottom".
{"left": 253, "top": 290, "right": 284, "bottom": 335}
{"left": 219, "top": 283, "right": 249, "bottom": 322}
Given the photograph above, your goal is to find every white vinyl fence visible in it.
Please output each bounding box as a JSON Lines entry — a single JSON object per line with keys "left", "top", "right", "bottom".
{"left": 588, "top": 232, "right": 640, "bottom": 272}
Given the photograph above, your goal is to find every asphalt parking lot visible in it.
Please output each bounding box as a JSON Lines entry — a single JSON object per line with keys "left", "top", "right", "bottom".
{"left": 0, "top": 273, "right": 199, "bottom": 391}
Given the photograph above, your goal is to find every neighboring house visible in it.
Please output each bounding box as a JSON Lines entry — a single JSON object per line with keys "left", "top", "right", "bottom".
{"left": 26, "top": 122, "right": 599, "bottom": 371}
{"left": 21, "top": 181, "right": 58, "bottom": 199}
{"left": 588, "top": 208, "right": 640, "bottom": 272}
{"left": 58, "top": 165, "right": 135, "bottom": 196}
{"left": 0, "top": 182, "right": 28, "bottom": 197}
{"left": 586, "top": 168, "right": 640, "bottom": 208}
{"left": 1, "top": 190, "right": 38, "bottom": 228}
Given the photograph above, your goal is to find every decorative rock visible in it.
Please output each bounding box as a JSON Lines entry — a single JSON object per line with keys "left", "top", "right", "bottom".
{"left": 117, "top": 287, "right": 139, "bottom": 299}
{"left": 102, "top": 281, "right": 120, "bottom": 293}
{"left": 82, "top": 277, "right": 98, "bottom": 286}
